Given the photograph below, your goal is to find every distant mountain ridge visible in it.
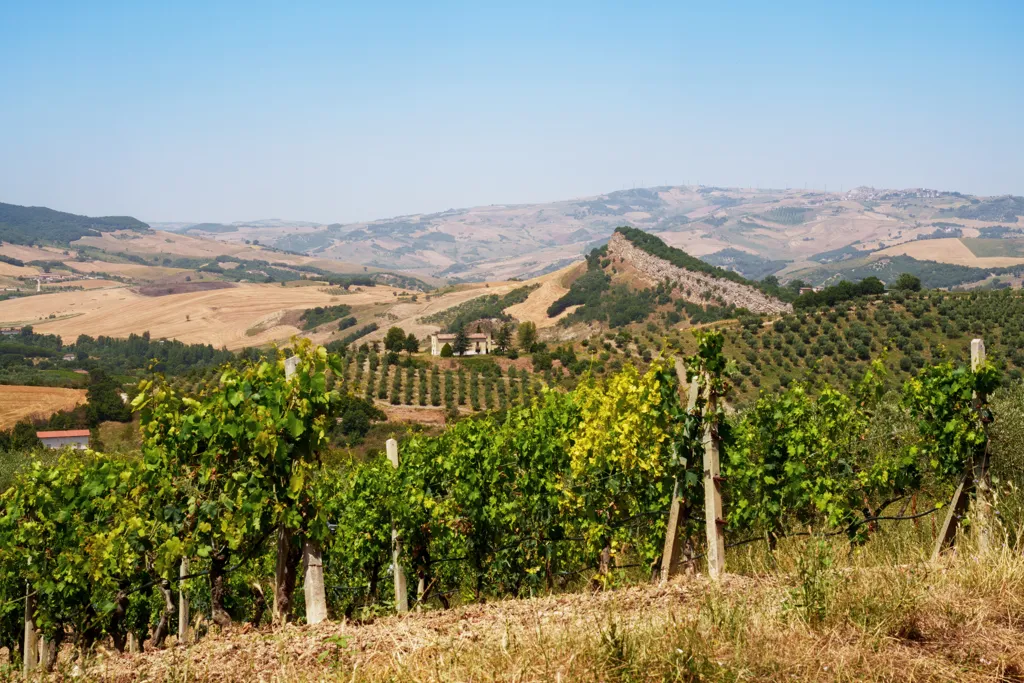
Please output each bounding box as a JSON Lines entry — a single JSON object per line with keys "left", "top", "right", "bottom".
{"left": 170, "top": 186, "right": 1024, "bottom": 283}
{"left": 0, "top": 202, "right": 149, "bottom": 246}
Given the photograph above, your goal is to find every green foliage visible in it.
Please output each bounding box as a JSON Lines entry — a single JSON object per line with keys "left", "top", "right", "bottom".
{"left": 903, "top": 360, "right": 999, "bottom": 477}
{"left": 517, "top": 321, "right": 538, "bottom": 352}
{"left": 757, "top": 206, "right": 813, "bottom": 225}
{"left": 793, "top": 277, "right": 885, "bottom": 309}
{"left": 384, "top": 327, "right": 407, "bottom": 352}
{"left": 453, "top": 330, "right": 469, "bottom": 356}
{"left": 704, "top": 248, "right": 788, "bottom": 280}
{"left": 299, "top": 305, "right": 353, "bottom": 331}
{"left": 893, "top": 273, "right": 922, "bottom": 292}
{"left": 85, "top": 368, "right": 131, "bottom": 425}
{"left": 943, "top": 195, "right": 1024, "bottom": 223}
{"left": 325, "top": 323, "right": 379, "bottom": 354}
{"left": 0, "top": 329, "right": 232, "bottom": 389}
{"left": 615, "top": 226, "right": 787, "bottom": 300}
{"left": 798, "top": 255, "right": 992, "bottom": 290}
{"left": 0, "top": 201, "right": 149, "bottom": 245}
{"left": 422, "top": 285, "right": 538, "bottom": 332}
{"left": 547, "top": 268, "right": 611, "bottom": 317}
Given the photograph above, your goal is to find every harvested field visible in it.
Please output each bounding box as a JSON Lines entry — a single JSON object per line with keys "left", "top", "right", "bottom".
{"left": 0, "top": 283, "right": 403, "bottom": 350}
{"left": 135, "top": 281, "right": 235, "bottom": 297}
{"left": 0, "top": 260, "right": 38, "bottom": 277}
{"left": 54, "top": 279, "right": 124, "bottom": 290}
{"left": 376, "top": 403, "right": 447, "bottom": 426}
{"left": 0, "top": 242, "right": 67, "bottom": 262}
{"left": 874, "top": 238, "right": 1024, "bottom": 268}
{"left": 65, "top": 260, "right": 192, "bottom": 281}
{"left": 0, "top": 385, "right": 87, "bottom": 428}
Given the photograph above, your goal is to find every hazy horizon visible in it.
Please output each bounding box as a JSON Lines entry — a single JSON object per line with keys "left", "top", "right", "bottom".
{"left": 2, "top": 1, "right": 1021, "bottom": 224}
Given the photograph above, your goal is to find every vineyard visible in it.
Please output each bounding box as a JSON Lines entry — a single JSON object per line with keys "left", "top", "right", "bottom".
{"left": 1, "top": 314, "right": 1021, "bottom": 680}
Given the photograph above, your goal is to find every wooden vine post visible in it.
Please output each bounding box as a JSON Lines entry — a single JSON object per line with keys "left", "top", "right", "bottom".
{"left": 386, "top": 438, "right": 409, "bottom": 613}
{"left": 660, "top": 362, "right": 698, "bottom": 583}
{"left": 703, "top": 371, "right": 726, "bottom": 580}
{"left": 931, "top": 338, "right": 992, "bottom": 560}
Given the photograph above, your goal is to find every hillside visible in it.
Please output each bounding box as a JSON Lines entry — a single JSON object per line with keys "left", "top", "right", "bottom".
{"left": 168, "top": 186, "right": 1024, "bottom": 283}
{"left": 540, "top": 227, "right": 791, "bottom": 331}
{"left": 86, "top": 554, "right": 1024, "bottom": 682}
{"left": 0, "top": 201, "right": 148, "bottom": 245}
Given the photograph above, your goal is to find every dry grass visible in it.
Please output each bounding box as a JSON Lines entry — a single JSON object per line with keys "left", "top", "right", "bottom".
{"left": 0, "top": 385, "right": 86, "bottom": 428}
{"left": 0, "top": 283, "right": 404, "bottom": 350}
{"left": 874, "top": 238, "right": 1024, "bottom": 268}
{"left": 504, "top": 264, "right": 576, "bottom": 329}
{"left": 58, "top": 536, "right": 1024, "bottom": 682}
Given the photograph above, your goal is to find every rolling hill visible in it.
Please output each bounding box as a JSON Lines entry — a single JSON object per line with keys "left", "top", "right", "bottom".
{"left": 0, "top": 202, "right": 149, "bottom": 245}
{"left": 168, "top": 186, "right": 1024, "bottom": 284}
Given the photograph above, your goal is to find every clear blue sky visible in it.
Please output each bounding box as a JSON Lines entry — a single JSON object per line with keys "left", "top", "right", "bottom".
{"left": 1, "top": 1, "right": 1021, "bottom": 224}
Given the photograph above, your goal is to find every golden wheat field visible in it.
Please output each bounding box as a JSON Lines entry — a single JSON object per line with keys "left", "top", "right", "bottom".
{"left": 874, "top": 238, "right": 1024, "bottom": 268}
{"left": 0, "top": 283, "right": 402, "bottom": 350}
{"left": 0, "top": 385, "right": 87, "bottom": 428}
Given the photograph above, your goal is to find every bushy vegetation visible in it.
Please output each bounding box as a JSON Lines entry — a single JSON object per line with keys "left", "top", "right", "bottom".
{"left": 0, "top": 202, "right": 149, "bottom": 245}
{"left": 421, "top": 285, "right": 537, "bottom": 331}
{"left": 757, "top": 206, "right": 813, "bottom": 225}
{"left": 0, "top": 327, "right": 233, "bottom": 388}
{"left": 793, "top": 277, "right": 885, "bottom": 309}
{"left": 299, "top": 304, "right": 352, "bottom": 331}
{"left": 615, "top": 226, "right": 794, "bottom": 302}
{"left": 799, "top": 255, "right": 994, "bottom": 289}
{"left": 704, "top": 247, "right": 788, "bottom": 280}
{"left": 0, "top": 325, "right": 1015, "bottom": 675}
{"left": 942, "top": 195, "right": 1024, "bottom": 222}
{"left": 719, "top": 288, "right": 1024, "bottom": 402}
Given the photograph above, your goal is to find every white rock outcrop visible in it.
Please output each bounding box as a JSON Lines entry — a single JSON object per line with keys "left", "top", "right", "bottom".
{"left": 607, "top": 232, "right": 792, "bottom": 315}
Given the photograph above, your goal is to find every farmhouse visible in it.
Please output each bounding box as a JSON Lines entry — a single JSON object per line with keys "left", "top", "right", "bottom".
{"left": 36, "top": 429, "right": 90, "bottom": 450}
{"left": 430, "top": 332, "right": 492, "bottom": 356}
{"left": 0, "top": 327, "right": 21, "bottom": 336}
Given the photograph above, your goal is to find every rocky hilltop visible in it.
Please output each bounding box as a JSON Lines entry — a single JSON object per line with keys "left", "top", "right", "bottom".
{"left": 607, "top": 231, "right": 792, "bottom": 315}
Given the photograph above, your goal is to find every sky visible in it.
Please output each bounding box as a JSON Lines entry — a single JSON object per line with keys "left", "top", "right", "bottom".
{"left": 0, "top": 1, "right": 1021, "bottom": 224}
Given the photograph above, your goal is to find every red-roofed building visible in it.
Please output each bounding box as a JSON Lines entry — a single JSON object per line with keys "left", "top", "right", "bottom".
{"left": 36, "top": 429, "right": 90, "bottom": 450}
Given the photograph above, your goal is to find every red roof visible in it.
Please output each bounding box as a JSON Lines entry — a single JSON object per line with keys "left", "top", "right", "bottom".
{"left": 36, "top": 430, "right": 90, "bottom": 439}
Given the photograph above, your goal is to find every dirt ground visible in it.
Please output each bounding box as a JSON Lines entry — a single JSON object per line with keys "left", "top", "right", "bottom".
{"left": 0, "top": 385, "right": 87, "bottom": 428}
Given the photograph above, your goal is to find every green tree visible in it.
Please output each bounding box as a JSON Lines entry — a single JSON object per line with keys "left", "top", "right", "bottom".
{"left": 440, "top": 343, "right": 453, "bottom": 358}
{"left": 85, "top": 368, "right": 131, "bottom": 425}
{"left": 495, "top": 323, "right": 513, "bottom": 355}
{"left": 453, "top": 329, "right": 469, "bottom": 356}
{"left": 10, "top": 419, "right": 40, "bottom": 451}
{"left": 517, "top": 322, "right": 537, "bottom": 353}
{"left": 384, "top": 327, "right": 407, "bottom": 353}
{"left": 404, "top": 333, "right": 420, "bottom": 354}
{"left": 893, "top": 273, "right": 922, "bottom": 292}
